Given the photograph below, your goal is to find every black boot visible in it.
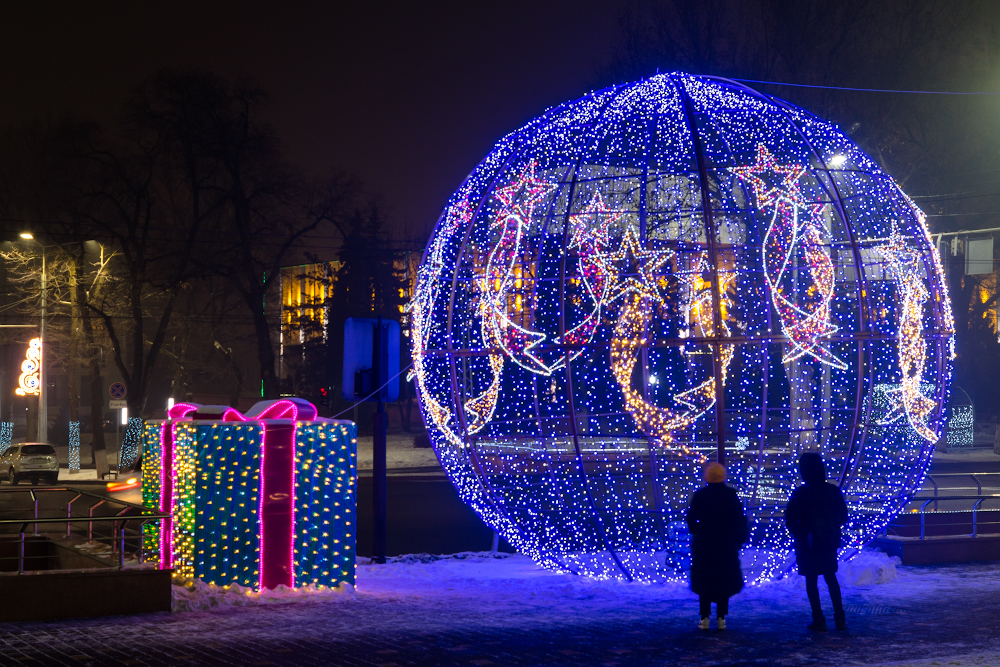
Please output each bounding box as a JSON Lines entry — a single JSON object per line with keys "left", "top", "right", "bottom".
{"left": 834, "top": 610, "right": 846, "bottom": 631}
{"left": 807, "top": 614, "right": 828, "bottom": 632}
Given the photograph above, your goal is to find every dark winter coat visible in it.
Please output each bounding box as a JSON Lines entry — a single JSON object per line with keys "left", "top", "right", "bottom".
{"left": 685, "top": 482, "right": 749, "bottom": 600}
{"left": 784, "top": 481, "right": 849, "bottom": 576}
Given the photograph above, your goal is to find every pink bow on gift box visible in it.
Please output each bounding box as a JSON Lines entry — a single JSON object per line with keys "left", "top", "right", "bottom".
{"left": 159, "top": 398, "right": 324, "bottom": 590}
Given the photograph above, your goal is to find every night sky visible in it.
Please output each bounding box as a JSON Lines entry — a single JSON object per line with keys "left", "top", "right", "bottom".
{"left": 3, "top": 3, "right": 1000, "bottom": 250}
{"left": 0, "top": 2, "right": 621, "bottom": 249}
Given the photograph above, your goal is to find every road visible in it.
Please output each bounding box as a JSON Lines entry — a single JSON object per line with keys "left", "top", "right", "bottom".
{"left": 0, "top": 472, "right": 510, "bottom": 557}
{"left": 0, "top": 445, "right": 995, "bottom": 557}
{"left": 355, "top": 472, "right": 514, "bottom": 557}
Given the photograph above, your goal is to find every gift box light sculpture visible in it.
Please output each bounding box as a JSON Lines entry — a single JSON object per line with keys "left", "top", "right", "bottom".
{"left": 142, "top": 398, "right": 357, "bottom": 590}
{"left": 410, "top": 72, "right": 955, "bottom": 583}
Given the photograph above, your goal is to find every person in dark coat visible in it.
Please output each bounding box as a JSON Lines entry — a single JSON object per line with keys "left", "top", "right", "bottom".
{"left": 784, "top": 452, "right": 849, "bottom": 632}
{"left": 685, "top": 462, "right": 749, "bottom": 630}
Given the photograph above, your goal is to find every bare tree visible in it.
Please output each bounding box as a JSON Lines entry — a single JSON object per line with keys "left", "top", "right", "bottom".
{"left": 162, "top": 275, "right": 249, "bottom": 408}
{"left": 71, "top": 131, "right": 200, "bottom": 415}
{"left": 0, "top": 238, "right": 117, "bottom": 476}
{"left": 611, "top": 0, "right": 996, "bottom": 195}
{"left": 0, "top": 70, "right": 360, "bottom": 429}
{"left": 119, "top": 71, "right": 358, "bottom": 400}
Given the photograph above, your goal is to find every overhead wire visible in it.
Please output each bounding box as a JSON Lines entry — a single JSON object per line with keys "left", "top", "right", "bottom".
{"left": 731, "top": 76, "right": 1000, "bottom": 228}
{"left": 330, "top": 363, "right": 414, "bottom": 420}
{"left": 732, "top": 78, "right": 1000, "bottom": 95}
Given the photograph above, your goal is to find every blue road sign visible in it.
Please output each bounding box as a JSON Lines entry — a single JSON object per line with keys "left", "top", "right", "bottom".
{"left": 109, "top": 382, "right": 127, "bottom": 399}
{"left": 342, "top": 318, "right": 400, "bottom": 402}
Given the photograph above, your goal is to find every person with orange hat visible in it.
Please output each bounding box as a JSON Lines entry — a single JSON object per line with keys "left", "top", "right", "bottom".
{"left": 685, "top": 461, "right": 749, "bottom": 630}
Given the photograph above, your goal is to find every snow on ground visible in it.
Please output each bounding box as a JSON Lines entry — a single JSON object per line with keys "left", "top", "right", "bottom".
{"left": 171, "top": 579, "right": 357, "bottom": 612}
{"left": 355, "top": 434, "right": 441, "bottom": 471}
{"left": 172, "top": 549, "right": 903, "bottom": 617}
{"left": 171, "top": 551, "right": 687, "bottom": 615}
{"left": 58, "top": 468, "right": 104, "bottom": 481}
{"left": 358, "top": 548, "right": 904, "bottom": 608}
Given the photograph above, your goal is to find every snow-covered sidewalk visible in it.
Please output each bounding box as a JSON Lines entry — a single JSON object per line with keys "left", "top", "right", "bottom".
{"left": 168, "top": 549, "right": 912, "bottom": 618}
{"left": 355, "top": 433, "right": 442, "bottom": 472}
{"left": 1, "top": 551, "right": 999, "bottom": 666}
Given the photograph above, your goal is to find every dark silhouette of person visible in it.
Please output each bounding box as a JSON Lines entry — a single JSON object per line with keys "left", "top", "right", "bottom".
{"left": 784, "top": 452, "right": 849, "bottom": 631}
{"left": 685, "top": 462, "right": 749, "bottom": 630}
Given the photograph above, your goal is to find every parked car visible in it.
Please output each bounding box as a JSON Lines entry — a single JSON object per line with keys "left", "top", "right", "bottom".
{"left": 0, "top": 443, "right": 59, "bottom": 485}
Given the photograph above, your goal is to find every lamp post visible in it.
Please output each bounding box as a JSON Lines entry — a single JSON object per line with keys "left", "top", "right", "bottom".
{"left": 19, "top": 233, "right": 46, "bottom": 443}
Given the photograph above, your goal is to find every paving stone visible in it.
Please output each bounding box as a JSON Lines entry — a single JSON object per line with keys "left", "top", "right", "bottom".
{"left": 0, "top": 563, "right": 997, "bottom": 666}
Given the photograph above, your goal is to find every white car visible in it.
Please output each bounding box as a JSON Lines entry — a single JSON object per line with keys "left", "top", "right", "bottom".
{"left": 0, "top": 443, "right": 59, "bottom": 485}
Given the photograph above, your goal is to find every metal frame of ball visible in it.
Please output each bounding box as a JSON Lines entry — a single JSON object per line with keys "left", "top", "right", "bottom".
{"left": 410, "top": 72, "right": 955, "bottom": 584}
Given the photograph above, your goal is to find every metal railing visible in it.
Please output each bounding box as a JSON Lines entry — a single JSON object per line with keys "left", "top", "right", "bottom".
{"left": 922, "top": 472, "right": 1000, "bottom": 499}
{"left": 0, "top": 486, "right": 168, "bottom": 574}
{"left": 887, "top": 494, "right": 1000, "bottom": 540}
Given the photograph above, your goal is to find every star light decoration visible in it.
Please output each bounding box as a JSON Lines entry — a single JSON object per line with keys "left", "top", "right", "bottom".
{"left": 478, "top": 161, "right": 561, "bottom": 377}
{"left": 562, "top": 193, "right": 622, "bottom": 347}
{"left": 606, "top": 239, "right": 735, "bottom": 457}
{"left": 471, "top": 164, "right": 734, "bottom": 457}
{"left": 408, "top": 72, "right": 955, "bottom": 585}
{"left": 733, "top": 144, "right": 845, "bottom": 370}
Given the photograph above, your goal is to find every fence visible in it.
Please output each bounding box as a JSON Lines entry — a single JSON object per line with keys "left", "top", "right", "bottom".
{"left": 0, "top": 487, "right": 168, "bottom": 574}
{"left": 885, "top": 493, "right": 1000, "bottom": 540}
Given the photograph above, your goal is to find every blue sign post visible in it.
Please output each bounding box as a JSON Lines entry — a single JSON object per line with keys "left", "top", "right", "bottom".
{"left": 342, "top": 317, "right": 399, "bottom": 564}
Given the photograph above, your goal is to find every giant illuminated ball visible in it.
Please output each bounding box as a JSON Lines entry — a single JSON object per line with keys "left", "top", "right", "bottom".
{"left": 411, "top": 73, "right": 954, "bottom": 583}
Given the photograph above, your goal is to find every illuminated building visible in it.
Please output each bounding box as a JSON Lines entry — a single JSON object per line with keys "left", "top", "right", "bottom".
{"left": 278, "top": 255, "right": 420, "bottom": 395}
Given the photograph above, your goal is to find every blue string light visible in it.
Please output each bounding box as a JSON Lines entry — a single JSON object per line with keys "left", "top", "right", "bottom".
{"left": 120, "top": 416, "right": 144, "bottom": 469}
{"left": 410, "top": 72, "right": 955, "bottom": 584}
{"left": 947, "top": 406, "right": 974, "bottom": 447}
{"left": 68, "top": 421, "right": 80, "bottom": 471}
{"left": 0, "top": 422, "right": 12, "bottom": 456}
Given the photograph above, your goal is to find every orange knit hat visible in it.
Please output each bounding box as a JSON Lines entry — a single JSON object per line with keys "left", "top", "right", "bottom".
{"left": 705, "top": 462, "right": 726, "bottom": 484}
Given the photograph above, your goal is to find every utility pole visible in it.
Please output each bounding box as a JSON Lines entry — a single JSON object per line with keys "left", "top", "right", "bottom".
{"left": 38, "top": 248, "right": 46, "bottom": 444}
{"left": 372, "top": 314, "right": 387, "bottom": 564}
{"left": 18, "top": 233, "right": 46, "bottom": 443}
